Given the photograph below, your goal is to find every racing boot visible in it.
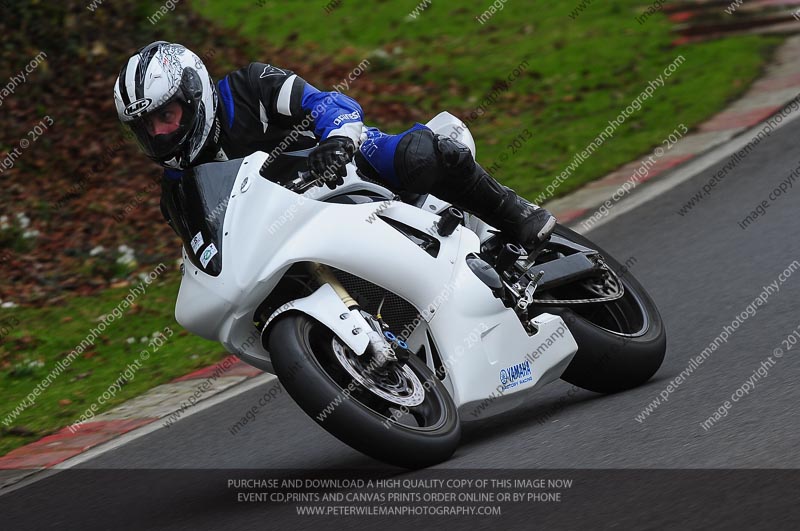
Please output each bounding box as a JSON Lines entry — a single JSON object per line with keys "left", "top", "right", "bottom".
{"left": 358, "top": 125, "right": 557, "bottom": 250}
{"left": 428, "top": 134, "right": 556, "bottom": 251}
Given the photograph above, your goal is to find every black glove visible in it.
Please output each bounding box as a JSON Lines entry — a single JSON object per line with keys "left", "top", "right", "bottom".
{"left": 308, "top": 136, "right": 356, "bottom": 189}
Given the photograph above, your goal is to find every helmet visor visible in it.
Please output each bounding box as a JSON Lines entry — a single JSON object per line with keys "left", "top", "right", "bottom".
{"left": 126, "top": 92, "right": 197, "bottom": 162}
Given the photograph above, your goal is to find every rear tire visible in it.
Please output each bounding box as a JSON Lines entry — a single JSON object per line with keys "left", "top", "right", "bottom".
{"left": 268, "top": 314, "right": 461, "bottom": 468}
{"left": 550, "top": 225, "right": 667, "bottom": 393}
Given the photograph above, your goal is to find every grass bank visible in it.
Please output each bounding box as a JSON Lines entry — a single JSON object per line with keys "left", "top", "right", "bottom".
{"left": 195, "top": 0, "right": 780, "bottom": 198}
{"left": 0, "top": 271, "right": 223, "bottom": 456}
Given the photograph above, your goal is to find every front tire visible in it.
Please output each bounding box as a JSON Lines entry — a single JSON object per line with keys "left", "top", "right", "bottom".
{"left": 268, "top": 314, "right": 461, "bottom": 468}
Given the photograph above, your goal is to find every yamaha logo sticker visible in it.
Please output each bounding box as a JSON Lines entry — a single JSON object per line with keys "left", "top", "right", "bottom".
{"left": 124, "top": 97, "right": 152, "bottom": 117}
{"left": 499, "top": 360, "right": 533, "bottom": 390}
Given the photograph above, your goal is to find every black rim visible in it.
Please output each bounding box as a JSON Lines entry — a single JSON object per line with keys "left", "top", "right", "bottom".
{"left": 568, "top": 272, "right": 649, "bottom": 337}
{"left": 302, "top": 320, "right": 451, "bottom": 432}
{"left": 533, "top": 252, "right": 650, "bottom": 337}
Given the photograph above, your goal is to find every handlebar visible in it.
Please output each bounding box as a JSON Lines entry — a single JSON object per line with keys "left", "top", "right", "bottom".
{"left": 286, "top": 170, "right": 324, "bottom": 193}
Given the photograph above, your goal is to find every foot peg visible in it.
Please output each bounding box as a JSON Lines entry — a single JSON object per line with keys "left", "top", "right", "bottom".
{"left": 516, "top": 270, "right": 544, "bottom": 312}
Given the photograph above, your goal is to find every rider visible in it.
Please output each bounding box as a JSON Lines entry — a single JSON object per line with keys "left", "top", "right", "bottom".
{"left": 113, "top": 41, "right": 556, "bottom": 250}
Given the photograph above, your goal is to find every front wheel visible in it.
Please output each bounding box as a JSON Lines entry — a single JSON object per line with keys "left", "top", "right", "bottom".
{"left": 267, "top": 314, "right": 461, "bottom": 469}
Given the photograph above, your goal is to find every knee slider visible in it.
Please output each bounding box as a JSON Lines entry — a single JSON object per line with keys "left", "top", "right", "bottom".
{"left": 434, "top": 134, "right": 476, "bottom": 177}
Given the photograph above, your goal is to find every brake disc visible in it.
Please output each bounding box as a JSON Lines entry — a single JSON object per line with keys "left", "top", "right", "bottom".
{"left": 331, "top": 338, "right": 425, "bottom": 407}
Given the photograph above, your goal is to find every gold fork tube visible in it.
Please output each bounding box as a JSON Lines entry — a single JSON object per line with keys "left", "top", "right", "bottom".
{"left": 308, "top": 262, "right": 359, "bottom": 309}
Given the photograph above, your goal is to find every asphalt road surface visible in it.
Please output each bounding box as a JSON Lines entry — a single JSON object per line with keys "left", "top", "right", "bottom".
{"left": 3, "top": 117, "right": 800, "bottom": 529}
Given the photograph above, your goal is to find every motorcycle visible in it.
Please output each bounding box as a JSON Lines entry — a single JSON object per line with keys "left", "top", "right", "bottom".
{"left": 161, "top": 112, "right": 666, "bottom": 468}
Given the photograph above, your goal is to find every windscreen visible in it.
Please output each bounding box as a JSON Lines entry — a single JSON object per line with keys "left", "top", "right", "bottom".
{"left": 161, "top": 158, "right": 244, "bottom": 276}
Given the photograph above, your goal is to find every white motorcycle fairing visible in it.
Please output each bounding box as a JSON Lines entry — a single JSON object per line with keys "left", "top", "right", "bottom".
{"left": 174, "top": 114, "right": 578, "bottom": 419}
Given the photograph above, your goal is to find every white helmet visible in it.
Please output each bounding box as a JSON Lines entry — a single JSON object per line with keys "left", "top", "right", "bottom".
{"left": 114, "top": 41, "right": 217, "bottom": 169}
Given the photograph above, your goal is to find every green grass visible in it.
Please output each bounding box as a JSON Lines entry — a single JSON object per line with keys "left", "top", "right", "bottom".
{"left": 194, "top": 0, "right": 780, "bottom": 199}
{"left": 0, "top": 270, "right": 226, "bottom": 456}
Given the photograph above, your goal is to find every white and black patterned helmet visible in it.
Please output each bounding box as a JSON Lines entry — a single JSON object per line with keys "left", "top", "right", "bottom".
{"left": 114, "top": 42, "right": 217, "bottom": 169}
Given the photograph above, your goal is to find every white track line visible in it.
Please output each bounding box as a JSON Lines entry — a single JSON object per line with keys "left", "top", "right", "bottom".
{"left": 576, "top": 109, "right": 800, "bottom": 234}
{"left": 0, "top": 373, "right": 277, "bottom": 497}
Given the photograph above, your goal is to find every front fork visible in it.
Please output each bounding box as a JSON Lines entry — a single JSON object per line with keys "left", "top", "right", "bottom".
{"left": 308, "top": 262, "right": 396, "bottom": 365}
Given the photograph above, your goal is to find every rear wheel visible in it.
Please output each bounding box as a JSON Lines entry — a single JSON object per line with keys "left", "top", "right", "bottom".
{"left": 268, "top": 314, "right": 460, "bottom": 468}
{"left": 542, "top": 225, "right": 666, "bottom": 393}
